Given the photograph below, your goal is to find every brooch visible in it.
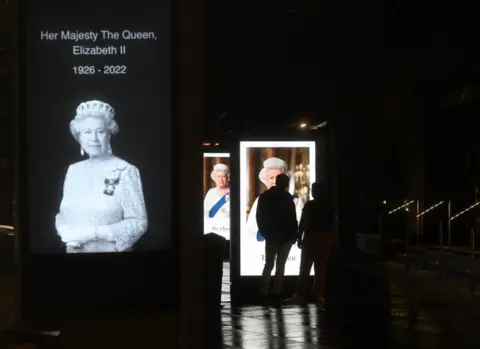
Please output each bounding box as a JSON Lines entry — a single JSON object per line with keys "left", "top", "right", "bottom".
{"left": 103, "top": 166, "right": 126, "bottom": 196}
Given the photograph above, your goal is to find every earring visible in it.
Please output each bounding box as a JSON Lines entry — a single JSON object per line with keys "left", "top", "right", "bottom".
{"left": 80, "top": 147, "right": 84, "bottom": 156}
{"left": 108, "top": 144, "right": 112, "bottom": 155}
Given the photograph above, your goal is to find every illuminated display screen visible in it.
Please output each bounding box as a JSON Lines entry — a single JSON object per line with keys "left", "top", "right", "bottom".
{"left": 240, "top": 141, "right": 316, "bottom": 276}
{"left": 24, "top": 0, "right": 172, "bottom": 254}
{"left": 203, "top": 153, "right": 230, "bottom": 240}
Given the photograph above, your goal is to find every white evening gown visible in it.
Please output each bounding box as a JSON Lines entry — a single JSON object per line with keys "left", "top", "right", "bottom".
{"left": 203, "top": 188, "right": 230, "bottom": 239}
{"left": 55, "top": 156, "right": 148, "bottom": 253}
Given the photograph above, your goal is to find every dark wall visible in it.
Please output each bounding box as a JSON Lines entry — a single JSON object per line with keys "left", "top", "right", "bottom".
{"left": 0, "top": 117, "right": 12, "bottom": 225}
{"left": 0, "top": 1, "right": 12, "bottom": 225}
{"left": 423, "top": 101, "right": 480, "bottom": 202}
{"left": 333, "top": 83, "right": 426, "bottom": 246}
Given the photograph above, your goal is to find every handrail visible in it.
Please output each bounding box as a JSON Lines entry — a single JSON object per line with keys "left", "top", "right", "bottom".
{"left": 0, "top": 225, "right": 14, "bottom": 236}
{"left": 416, "top": 201, "right": 444, "bottom": 218}
{"left": 388, "top": 200, "right": 415, "bottom": 215}
{"left": 400, "top": 201, "right": 477, "bottom": 295}
{"left": 450, "top": 201, "right": 480, "bottom": 221}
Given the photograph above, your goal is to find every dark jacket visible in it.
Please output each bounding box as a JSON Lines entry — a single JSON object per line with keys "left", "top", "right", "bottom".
{"left": 256, "top": 187, "right": 298, "bottom": 244}
{"left": 299, "top": 199, "right": 336, "bottom": 234}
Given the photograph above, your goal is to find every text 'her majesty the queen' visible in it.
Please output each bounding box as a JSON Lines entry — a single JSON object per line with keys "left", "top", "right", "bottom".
{"left": 39, "top": 29, "right": 158, "bottom": 56}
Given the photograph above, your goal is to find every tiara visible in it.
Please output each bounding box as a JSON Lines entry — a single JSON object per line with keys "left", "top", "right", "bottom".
{"left": 75, "top": 100, "right": 115, "bottom": 121}
{"left": 213, "top": 163, "right": 229, "bottom": 171}
{"left": 263, "top": 157, "right": 287, "bottom": 170}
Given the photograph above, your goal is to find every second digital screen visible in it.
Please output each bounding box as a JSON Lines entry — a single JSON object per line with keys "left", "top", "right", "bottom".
{"left": 240, "top": 141, "right": 316, "bottom": 276}
{"left": 204, "top": 153, "right": 231, "bottom": 240}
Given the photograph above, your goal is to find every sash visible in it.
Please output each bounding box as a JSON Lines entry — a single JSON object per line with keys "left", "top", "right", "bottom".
{"left": 256, "top": 231, "right": 265, "bottom": 242}
{"left": 209, "top": 193, "right": 228, "bottom": 218}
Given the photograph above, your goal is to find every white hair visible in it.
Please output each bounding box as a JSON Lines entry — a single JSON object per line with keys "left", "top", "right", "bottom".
{"left": 258, "top": 157, "right": 289, "bottom": 185}
{"left": 211, "top": 163, "right": 230, "bottom": 180}
{"left": 69, "top": 100, "right": 119, "bottom": 141}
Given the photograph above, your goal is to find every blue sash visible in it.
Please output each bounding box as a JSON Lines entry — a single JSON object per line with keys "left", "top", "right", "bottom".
{"left": 209, "top": 194, "right": 228, "bottom": 218}
{"left": 256, "top": 231, "right": 265, "bottom": 241}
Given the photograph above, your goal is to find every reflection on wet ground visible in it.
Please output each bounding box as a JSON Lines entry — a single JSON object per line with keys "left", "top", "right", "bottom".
{"left": 0, "top": 256, "right": 478, "bottom": 348}
{"left": 220, "top": 261, "right": 474, "bottom": 349}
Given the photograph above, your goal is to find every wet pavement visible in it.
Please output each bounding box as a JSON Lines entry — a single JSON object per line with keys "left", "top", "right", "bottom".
{"left": 220, "top": 258, "right": 477, "bottom": 349}
{"left": 1, "top": 252, "right": 479, "bottom": 348}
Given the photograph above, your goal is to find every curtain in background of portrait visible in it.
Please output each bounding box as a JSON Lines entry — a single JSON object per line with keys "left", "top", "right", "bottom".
{"left": 246, "top": 150, "right": 255, "bottom": 212}
{"left": 203, "top": 158, "right": 209, "bottom": 196}
{"left": 288, "top": 149, "right": 296, "bottom": 194}
{"left": 245, "top": 147, "right": 314, "bottom": 212}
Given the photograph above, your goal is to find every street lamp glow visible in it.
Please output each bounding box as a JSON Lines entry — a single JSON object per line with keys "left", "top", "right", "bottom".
{"left": 299, "top": 123, "right": 307, "bottom": 128}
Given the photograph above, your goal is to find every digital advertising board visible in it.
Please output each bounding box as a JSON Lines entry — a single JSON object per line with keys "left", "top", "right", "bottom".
{"left": 23, "top": 0, "right": 172, "bottom": 254}
{"left": 17, "top": 0, "right": 178, "bottom": 312}
{"left": 203, "top": 153, "right": 231, "bottom": 240}
{"left": 239, "top": 141, "right": 316, "bottom": 276}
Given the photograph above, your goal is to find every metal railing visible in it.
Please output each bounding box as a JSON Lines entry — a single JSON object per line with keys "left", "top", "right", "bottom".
{"left": 378, "top": 200, "right": 413, "bottom": 247}
{"left": 376, "top": 199, "right": 480, "bottom": 296}
{"left": 415, "top": 201, "right": 445, "bottom": 247}
{"left": 450, "top": 201, "right": 480, "bottom": 221}
{"left": 387, "top": 200, "right": 415, "bottom": 215}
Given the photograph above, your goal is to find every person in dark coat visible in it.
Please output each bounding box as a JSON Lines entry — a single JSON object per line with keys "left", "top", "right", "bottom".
{"left": 287, "top": 182, "right": 338, "bottom": 305}
{"left": 256, "top": 173, "right": 298, "bottom": 300}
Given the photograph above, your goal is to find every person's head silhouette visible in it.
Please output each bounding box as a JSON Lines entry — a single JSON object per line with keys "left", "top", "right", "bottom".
{"left": 275, "top": 173, "right": 290, "bottom": 191}
{"left": 311, "top": 182, "right": 327, "bottom": 201}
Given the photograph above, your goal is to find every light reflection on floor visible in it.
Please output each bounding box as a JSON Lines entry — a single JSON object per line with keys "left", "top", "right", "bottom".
{"left": 220, "top": 262, "right": 473, "bottom": 349}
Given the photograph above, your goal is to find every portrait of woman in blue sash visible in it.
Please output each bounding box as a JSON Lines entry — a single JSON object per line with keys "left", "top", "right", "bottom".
{"left": 55, "top": 100, "right": 148, "bottom": 253}
{"left": 204, "top": 163, "right": 230, "bottom": 239}
{"left": 245, "top": 157, "right": 305, "bottom": 242}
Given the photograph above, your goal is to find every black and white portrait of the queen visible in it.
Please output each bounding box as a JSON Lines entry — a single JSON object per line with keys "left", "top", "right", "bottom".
{"left": 55, "top": 100, "right": 148, "bottom": 253}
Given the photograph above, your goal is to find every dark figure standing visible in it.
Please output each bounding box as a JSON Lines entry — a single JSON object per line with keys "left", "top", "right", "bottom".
{"left": 256, "top": 173, "right": 298, "bottom": 303}
{"left": 288, "top": 182, "right": 338, "bottom": 305}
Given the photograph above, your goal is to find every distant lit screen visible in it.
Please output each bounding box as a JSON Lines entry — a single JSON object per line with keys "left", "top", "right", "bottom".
{"left": 239, "top": 141, "right": 316, "bottom": 276}
{"left": 203, "top": 153, "right": 231, "bottom": 240}
{"left": 25, "top": 0, "right": 172, "bottom": 254}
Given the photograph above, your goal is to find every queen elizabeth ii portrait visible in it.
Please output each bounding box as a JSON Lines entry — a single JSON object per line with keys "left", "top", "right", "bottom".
{"left": 204, "top": 163, "right": 230, "bottom": 239}
{"left": 55, "top": 100, "right": 148, "bottom": 253}
{"left": 239, "top": 142, "right": 314, "bottom": 276}
{"left": 245, "top": 157, "right": 305, "bottom": 242}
